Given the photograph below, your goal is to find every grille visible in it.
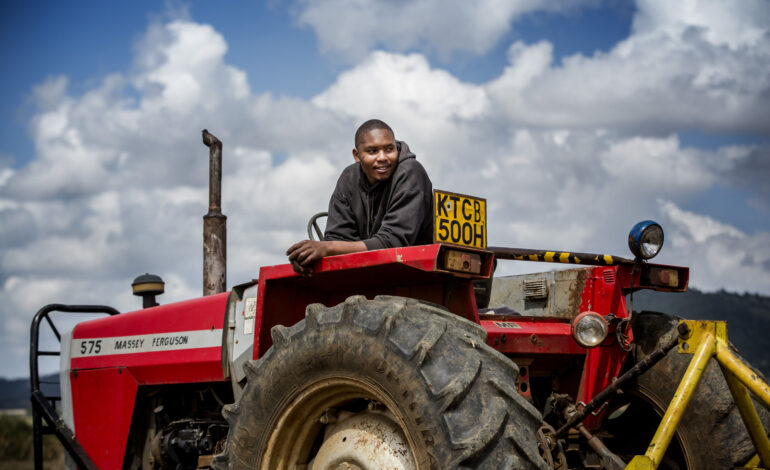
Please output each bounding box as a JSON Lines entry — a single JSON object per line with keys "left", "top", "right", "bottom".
{"left": 603, "top": 270, "right": 616, "bottom": 284}
{"left": 523, "top": 279, "right": 548, "bottom": 300}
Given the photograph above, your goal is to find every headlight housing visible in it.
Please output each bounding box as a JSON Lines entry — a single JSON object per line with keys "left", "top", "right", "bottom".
{"left": 628, "top": 220, "right": 664, "bottom": 260}
{"left": 571, "top": 311, "right": 608, "bottom": 348}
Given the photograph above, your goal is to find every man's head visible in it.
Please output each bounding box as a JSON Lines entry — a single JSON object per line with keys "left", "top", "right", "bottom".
{"left": 353, "top": 119, "right": 398, "bottom": 185}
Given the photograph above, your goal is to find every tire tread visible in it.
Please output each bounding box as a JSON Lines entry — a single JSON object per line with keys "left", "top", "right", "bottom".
{"left": 214, "top": 296, "right": 549, "bottom": 469}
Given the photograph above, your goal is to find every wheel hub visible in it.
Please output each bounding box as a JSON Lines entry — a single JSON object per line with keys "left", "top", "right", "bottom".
{"left": 309, "top": 410, "right": 416, "bottom": 470}
{"left": 260, "top": 377, "right": 418, "bottom": 470}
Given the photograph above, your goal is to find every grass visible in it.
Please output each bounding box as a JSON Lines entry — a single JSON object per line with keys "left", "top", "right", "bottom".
{"left": 0, "top": 414, "right": 65, "bottom": 469}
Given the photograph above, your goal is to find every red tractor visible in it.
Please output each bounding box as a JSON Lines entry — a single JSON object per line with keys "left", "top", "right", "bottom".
{"left": 29, "top": 137, "right": 770, "bottom": 470}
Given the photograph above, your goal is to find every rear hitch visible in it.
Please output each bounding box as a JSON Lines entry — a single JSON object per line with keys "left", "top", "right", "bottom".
{"left": 563, "top": 403, "right": 626, "bottom": 470}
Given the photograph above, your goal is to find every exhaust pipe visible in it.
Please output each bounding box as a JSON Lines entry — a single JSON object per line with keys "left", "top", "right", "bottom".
{"left": 202, "top": 129, "right": 226, "bottom": 295}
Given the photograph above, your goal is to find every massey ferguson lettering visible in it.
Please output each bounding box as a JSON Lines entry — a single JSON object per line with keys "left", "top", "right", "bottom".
{"left": 71, "top": 329, "right": 222, "bottom": 358}
{"left": 152, "top": 335, "right": 188, "bottom": 347}
{"left": 114, "top": 339, "right": 144, "bottom": 350}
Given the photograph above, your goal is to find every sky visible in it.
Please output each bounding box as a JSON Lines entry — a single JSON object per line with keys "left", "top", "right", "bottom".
{"left": 1, "top": 0, "right": 769, "bottom": 379}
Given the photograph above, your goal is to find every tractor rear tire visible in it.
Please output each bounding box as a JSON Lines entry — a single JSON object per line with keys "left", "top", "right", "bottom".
{"left": 605, "top": 311, "right": 769, "bottom": 469}
{"left": 212, "top": 295, "right": 550, "bottom": 470}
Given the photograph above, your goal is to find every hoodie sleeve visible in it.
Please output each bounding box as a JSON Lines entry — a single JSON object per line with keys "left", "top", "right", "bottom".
{"left": 363, "top": 159, "right": 433, "bottom": 250}
{"left": 323, "top": 168, "right": 360, "bottom": 242}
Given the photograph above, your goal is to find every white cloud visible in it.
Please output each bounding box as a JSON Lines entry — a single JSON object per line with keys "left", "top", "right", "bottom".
{"left": 294, "top": 0, "right": 584, "bottom": 61}
{"left": 294, "top": 0, "right": 770, "bottom": 139}
{"left": 31, "top": 75, "right": 69, "bottom": 111}
{"left": 0, "top": 168, "right": 13, "bottom": 189}
{"left": 134, "top": 21, "right": 250, "bottom": 112}
{"left": 598, "top": 135, "right": 716, "bottom": 194}
{"left": 660, "top": 201, "right": 770, "bottom": 294}
{"left": 632, "top": 0, "right": 770, "bottom": 50}
{"left": 314, "top": 51, "right": 489, "bottom": 122}
{"left": 486, "top": 0, "right": 770, "bottom": 133}
{"left": 661, "top": 200, "right": 745, "bottom": 244}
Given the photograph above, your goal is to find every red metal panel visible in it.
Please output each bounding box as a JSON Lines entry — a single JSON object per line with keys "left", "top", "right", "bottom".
{"left": 318, "top": 244, "right": 441, "bottom": 273}
{"left": 71, "top": 367, "right": 138, "bottom": 470}
{"left": 73, "top": 293, "right": 228, "bottom": 338}
{"left": 253, "top": 244, "right": 484, "bottom": 358}
{"left": 71, "top": 293, "right": 228, "bottom": 384}
{"left": 578, "top": 266, "right": 620, "bottom": 315}
{"left": 71, "top": 348, "right": 224, "bottom": 384}
{"left": 576, "top": 266, "right": 631, "bottom": 428}
{"left": 482, "top": 318, "right": 586, "bottom": 355}
{"left": 257, "top": 244, "right": 441, "bottom": 279}
{"left": 578, "top": 342, "right": 629, "bottom": 402}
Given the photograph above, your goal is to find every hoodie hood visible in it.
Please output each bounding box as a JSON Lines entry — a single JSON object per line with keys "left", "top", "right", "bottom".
{"left": 397, "top": 140, "right": 416, "bottom": 163}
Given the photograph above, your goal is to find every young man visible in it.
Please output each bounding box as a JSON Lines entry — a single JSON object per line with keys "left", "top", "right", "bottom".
{"left": 286, "top": 119, "right": 433, "bottom": 274}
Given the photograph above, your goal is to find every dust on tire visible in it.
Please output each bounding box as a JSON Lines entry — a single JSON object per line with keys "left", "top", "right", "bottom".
{"left": 213, "top": 295, "right": 550, "bottom": 470}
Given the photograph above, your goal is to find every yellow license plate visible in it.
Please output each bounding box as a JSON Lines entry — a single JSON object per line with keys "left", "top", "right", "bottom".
{"left": 433, "top": 190, "right": 487, "bottom": 249}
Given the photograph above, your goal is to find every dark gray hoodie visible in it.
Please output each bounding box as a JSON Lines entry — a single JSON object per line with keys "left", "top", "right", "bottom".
{"left": 323, "top": 140, "right": 433, "bottom": 250}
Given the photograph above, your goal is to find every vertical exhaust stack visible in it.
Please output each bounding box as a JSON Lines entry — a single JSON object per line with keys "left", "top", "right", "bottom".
{"left": 202, "top": 129, "right": 227, "bottom": 295}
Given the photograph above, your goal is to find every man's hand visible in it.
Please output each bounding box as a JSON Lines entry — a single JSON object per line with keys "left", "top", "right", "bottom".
{"left": 289, "top": 259, "right": 314, "bottom": 276}
{"left": 286, "top": 240, "right": 329, "bottom": 274}
{"left": 286, "top": 239, "right": 368, "bottom": 275}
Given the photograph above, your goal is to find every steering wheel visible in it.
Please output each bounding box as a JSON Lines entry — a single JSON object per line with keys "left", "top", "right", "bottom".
{"left": 307, "top": 212, "right": 328, "bottom": 241}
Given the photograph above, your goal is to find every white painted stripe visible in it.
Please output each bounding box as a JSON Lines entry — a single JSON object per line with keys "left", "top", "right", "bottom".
{"left": 71, "top": 329, "right": 223, "bottom": 357}
{"left": 60, "top": 329, "right": 75, "bottom": 433}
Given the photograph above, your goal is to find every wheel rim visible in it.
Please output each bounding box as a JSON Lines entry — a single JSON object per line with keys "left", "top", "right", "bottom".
{"left": 603, "top": 386, "right": 694, "bottom": 470}
{"left": 261, "top": 376, "right": 418, "bottom": 470}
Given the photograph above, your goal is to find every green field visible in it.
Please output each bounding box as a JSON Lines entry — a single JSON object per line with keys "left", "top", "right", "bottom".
{"left": 0, "top": 415, "right": 65, "bottom": 470}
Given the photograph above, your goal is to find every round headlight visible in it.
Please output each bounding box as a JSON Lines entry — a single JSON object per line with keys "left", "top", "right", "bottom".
{"left": 571, "top": 311, "right": 608, "bottom": 348}
{"left": 628, "top": 220, "right": 664, "bottom": 260}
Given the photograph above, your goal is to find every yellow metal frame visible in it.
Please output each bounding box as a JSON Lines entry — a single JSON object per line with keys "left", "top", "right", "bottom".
{"left": 625, "top": 320, "right": 770, "bottom": 470}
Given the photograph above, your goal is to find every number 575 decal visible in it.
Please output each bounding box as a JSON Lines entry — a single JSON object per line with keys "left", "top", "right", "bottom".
{"left": 80, "top": 339, "right": 102, "bottom": 355}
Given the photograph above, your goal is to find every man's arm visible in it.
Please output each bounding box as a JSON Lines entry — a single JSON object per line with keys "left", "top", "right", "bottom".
{"left": 286, "top": 239, "right": 367, "bottom": 274}
{"left": 287, "top": 166, "right": 363, "bottom": 274}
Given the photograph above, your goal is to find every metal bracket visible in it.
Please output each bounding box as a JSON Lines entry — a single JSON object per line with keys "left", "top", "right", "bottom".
{"left": 625, "top": 320, "right": 770, "bottom": 470}
{"left": 30, "top": 303, "right": 118, "bottom": 470}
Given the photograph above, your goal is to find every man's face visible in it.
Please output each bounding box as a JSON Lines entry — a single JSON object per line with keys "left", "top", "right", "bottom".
{"left": 353, "top": 128, "right": 398, "bottom": 185}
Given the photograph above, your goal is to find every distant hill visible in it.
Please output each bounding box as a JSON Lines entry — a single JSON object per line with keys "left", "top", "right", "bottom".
{"left": 2, "top": 288, "right": 769, "bottom": 409}
{"left": 633, "top": 287, "right": 770, "bottom": 376}
{"left": 0, "top": 375, "right": 58, "bottom": 411}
